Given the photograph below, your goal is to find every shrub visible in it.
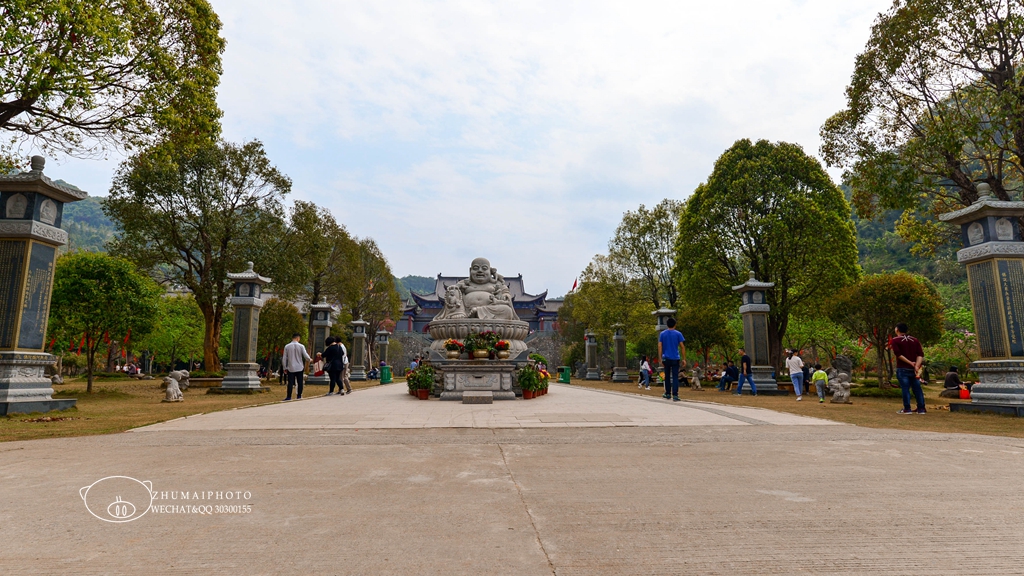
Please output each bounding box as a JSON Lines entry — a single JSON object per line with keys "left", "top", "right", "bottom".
{"left": 850, "top": 386, "right": 902, "bottom": 398}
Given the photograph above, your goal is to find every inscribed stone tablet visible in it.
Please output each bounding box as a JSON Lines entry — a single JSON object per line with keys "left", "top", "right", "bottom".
{"left": 17, "top": 242, "right": 56, "bottom": 350}
{"left": 0, "top": 240, "right": 27, "bottom": 347}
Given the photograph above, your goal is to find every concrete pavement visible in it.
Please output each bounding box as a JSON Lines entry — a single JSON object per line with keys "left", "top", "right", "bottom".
{"left": 1, "top": 384, "right": 1022, "bottom": 575}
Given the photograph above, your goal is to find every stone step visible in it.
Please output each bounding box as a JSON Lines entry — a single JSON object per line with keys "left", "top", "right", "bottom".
{"left": 462, "top": 391, "right": 493, "bottom": 404}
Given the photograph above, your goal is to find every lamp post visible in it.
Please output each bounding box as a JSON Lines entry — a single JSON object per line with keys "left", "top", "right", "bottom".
{"left": 376, "top": 330, "right": 392, "bottom": 384}
{"left": 0, "top": 157, "right": 83, "bottom": 415}
{"left": 652, "top": 308, "right": 676, "bottom": 332}
{"left": 349, "top": 319, "right": 369, "bottom": 381}
{"left": 217, "top": 262, "right": 271, "bottom": 393}
{"left": 732, "top": 271, "right": 781, "bottom": 394}
{"left": 612, "top": 323, "right": 629, "bottom": 382}
{"left": 585, "top": 330, "right": 600, "bottom": 380}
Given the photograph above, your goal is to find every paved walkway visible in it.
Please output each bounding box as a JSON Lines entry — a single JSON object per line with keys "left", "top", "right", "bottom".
{"left": 138, "top": 383, "right": 841, "bottom": 431}
{"left": 3, "top": 383, "right": 1023, "bottom": 575}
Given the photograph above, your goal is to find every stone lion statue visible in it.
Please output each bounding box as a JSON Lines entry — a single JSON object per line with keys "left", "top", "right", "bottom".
{"left": 829, "top": 371, "right": 852, "bottom": 404}
{"left": 162, "top": 376, "right": 184, "bottom": 402}
{"left": 168, "top": 370, "right": 190, "bottom": 391}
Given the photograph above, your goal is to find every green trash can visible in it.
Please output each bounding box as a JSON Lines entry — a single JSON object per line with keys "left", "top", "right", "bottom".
{"left": 380, "top": 366, "right": 392, "bottom": 384}
{"left": 557, "top": 366, "right": 571, "bottom": 384}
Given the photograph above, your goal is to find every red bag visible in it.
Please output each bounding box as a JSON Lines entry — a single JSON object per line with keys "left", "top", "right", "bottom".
{"left": 314, "top": 370, "right": 325, "bottom": 377}
{"left": 959, "top": 388, "right": 971, "bottom": 399}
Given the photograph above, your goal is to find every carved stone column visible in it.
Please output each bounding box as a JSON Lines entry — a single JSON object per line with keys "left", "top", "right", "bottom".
{"left": 940, "top": 185, "right": 1024, "bottom": 416}
{"left": 306, "top": 298, "right": 334, "bottom": 385}
{"left": 376, "top": 329, "right": 391, "bottom": 366}
{"left": 0, "top": 157, "right": 82, "bottom": 415}
{"left": 612, "top": 324, "right": 629, "bottom": 382}
{"left": 215, "top": 262, "right": 271, "bottom": 393}
{"left": 652, "top": 308, "right": 676, "bottom": 333}
{"left": 349, "top": 319, "right": 369, "bottom": 381}
{"left": 732, "top": 271, "right": 781, "bottom": 393}
{"left": 585, "top": 330, "right": 600, "bottom": 380}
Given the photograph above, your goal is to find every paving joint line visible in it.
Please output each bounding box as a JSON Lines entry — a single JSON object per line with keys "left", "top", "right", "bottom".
{"left": 555, "top": 383, "right": 772, "bottom": 425}
{"left": 498, "top": 443, "right": 556, "bottom": 575}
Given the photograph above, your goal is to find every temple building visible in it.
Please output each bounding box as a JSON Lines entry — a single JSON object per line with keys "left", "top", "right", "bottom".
{"left": 397, "top": 273, "right": 562, "bottom": 334}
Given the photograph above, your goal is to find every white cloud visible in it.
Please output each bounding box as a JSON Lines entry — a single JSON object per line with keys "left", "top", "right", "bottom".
{"left": 48, "top": 0, "right": 890, "bottom": 295}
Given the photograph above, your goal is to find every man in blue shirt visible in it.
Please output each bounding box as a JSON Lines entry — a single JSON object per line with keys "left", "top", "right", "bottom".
{"left": 658, "top": 318, "right": 686, "bottom": 401}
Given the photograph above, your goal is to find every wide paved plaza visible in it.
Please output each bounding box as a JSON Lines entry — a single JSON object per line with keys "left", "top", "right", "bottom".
{"left": 2, "top": 383, "right": 1022, "bottom": 574}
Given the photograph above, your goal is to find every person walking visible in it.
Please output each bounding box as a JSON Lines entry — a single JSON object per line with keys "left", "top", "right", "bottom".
{"left": 811, "top": 363, "right": 829, "bottom": 403}
{"left": 639, "top": 355, "right": 652, "bottom": 390}
{"left": 735, "top": 348, "right": 757, "bottom": 396}
{"left": 889, "top": 322, "right": 926, "bottom": 414}
{"left": 658, "top": 318, "right": 686, "bottom": 402}
{"left": 281, "top": 333, "right": 311, "bottom": 401}
{"left": 323, "top": 336, "right": 347, "bottom": 396}
{"left": 785, "top": 349, "right": 805, "bottom": 401}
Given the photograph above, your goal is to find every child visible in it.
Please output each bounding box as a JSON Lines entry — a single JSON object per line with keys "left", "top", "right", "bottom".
{"left": 639, "top": 356, "right": 652, "bottom": 390}
{"left": 811, "top": 363, "right": 829, "bottom": 403}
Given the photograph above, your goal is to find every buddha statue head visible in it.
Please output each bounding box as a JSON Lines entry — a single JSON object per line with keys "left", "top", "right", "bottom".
{"left": 469, "top": 258, "right": 494, "bottom": 285}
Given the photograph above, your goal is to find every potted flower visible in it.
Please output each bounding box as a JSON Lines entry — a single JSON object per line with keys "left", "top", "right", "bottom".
{"left": 517, "top": 364, "right": 539, "bottom": 399}
{"left": 538, "top": 368, "right": 550, "bottom": 395}
{"left": 494, "top": 340, "right": 511, "bottom": 359}
{"left": 407, "top": 366, "right": 434, "bottom": 399}
{"left": 443, "top": 339, "right": 464, "bottom": 359}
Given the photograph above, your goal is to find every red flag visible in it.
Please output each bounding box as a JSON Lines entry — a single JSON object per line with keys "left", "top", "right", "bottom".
{"left": 121, "top": 349, "right": 127, "bottom": 358}
{"left": 48, "top": 338, "right": 55, "bottom": 350}
{"left": 123, "top": 329, "right": 131, "bottom": 344}
{"left": 571, "top": 278, "right": 578, "bottom": 292}
{"left": 103, "top": 331, "right": 110, "bottom": 344}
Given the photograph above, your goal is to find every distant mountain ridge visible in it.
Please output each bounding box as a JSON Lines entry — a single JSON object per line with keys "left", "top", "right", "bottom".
{"left": 62, "top": 196, "right": 115, "bottom": 253}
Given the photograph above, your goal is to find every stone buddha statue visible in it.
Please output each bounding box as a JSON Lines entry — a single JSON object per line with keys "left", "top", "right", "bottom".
{"left": 434, "top": 258, "right": 519, "bottom": 321}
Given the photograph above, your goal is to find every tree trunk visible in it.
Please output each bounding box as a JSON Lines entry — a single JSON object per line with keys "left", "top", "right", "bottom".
{"left": 875, "top": 342, "right": 890, "bottom": 389}
{"left": 200, "top": 304, "right": 222, "bottom": 372}
{"left": 86, "top": 339, "right": 96, "bottom": 393}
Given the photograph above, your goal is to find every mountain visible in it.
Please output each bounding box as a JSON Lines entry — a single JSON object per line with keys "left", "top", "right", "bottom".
{"left": 394, "top": 275, "right": 436, "bottom": 301}
{"left": 62, "top": 196, "right": 116, "bottom": 253}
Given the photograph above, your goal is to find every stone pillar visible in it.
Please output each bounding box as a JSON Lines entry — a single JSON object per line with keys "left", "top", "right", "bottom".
{"left": 350, "top": 319, "right": 369, "bottom": 381}
{"left": 0, "top": 157, "right": 82, "bottom": 415}
{"left": 612, "top": 323, "right": 629, "bottom": 382}
{"left": 652, "top": 308, "right": 676, "bottom": 332}
{"left": 585, "top": 330, "right": 600, "bottom": 380}
{"left": 940, "top": 185, "right": 1024, "bottom": 415}
{"left": 306, "top": 298, "right": 334, "bottom": 385}
{"left": 216, "top": 262, "right": 271, "bottom": 393}
{"left": 376, "top": 330, "right": 391, "bottom": 366}
{"left": 732, "top": 271, "right": 780, "bottom": 393}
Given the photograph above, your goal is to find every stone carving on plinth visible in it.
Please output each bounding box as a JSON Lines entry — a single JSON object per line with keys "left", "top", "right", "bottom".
{"left": 350, "top": 319, "right": 369, "bottom": 381}
{"left": 213, "top": 262, "right": 271, "bottom": 393}
{"left": 306, "top": 298, "right": 334, "bottom": 385}
{"left": 162, "top": 374, "right": 184, "bottom": 402}
{"left": 0, "top": 156, "right": 84, "bottom": 415}
{"left": 829, "top": 372, "right": 852, "bottom": 404}
{"left": 732, "top": 271, "right": 782, "bottom": 393}
{"left": 940, "top": 184, "right": 1024, "bottom": 415}
{"left": 612, "top": 324, "right": 629, "bottom": 382}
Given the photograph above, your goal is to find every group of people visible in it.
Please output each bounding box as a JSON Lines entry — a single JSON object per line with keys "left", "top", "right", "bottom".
{"left": 650, "top": 319, "right": 931, "bottom": 414}
{"left": 280, "top": 333, "right": 351, "bottom": 401}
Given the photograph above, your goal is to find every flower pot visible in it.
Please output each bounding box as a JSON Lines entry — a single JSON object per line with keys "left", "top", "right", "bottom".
{"left": 472, "top": 349, "right": 490, "bottom": 359}
{"left": 447, "top": 350, "right": 461, "bottom": 359}
{"left": 497, "top": 351, "right": 510, "bottom": 359}
{"left": 523, "top": 390, "right": 535, "bottom": 399}
{"left": 541, "top": 388, "right": 547, "bottom": 395}
{"left": 416, "top": 388, "right": 429, "bottom": 400}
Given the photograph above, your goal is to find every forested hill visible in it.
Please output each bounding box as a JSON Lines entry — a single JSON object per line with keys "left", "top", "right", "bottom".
{"left": 394, "top": 275, "right": 436, "bottom": 301}
{"left": 62, "top": 195, "right": 115, "bottom": 253}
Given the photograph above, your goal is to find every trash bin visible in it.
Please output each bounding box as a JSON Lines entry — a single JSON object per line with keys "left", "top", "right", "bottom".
{"left": 557, "top": 366, "right": 571, "bottom": 384}
{"left": 380, "top": 366, "right": 392, "bottom": 384}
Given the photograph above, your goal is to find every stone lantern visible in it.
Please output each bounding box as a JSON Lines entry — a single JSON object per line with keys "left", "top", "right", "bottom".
{"left": 732, "top": 271, "right": 780, "bottom": 393}
{"left": 306, "top": 298, "right": 334, "bottom": 385}
{"left": 376, "top": 329, "right": 391, "bottom": 366}
{"left": 217, "top": 262, "right": 271, "bottom": 393}
{"left": 0, "top": 157, "right": 83, "bottom": 415}
{"left": 349, "top": 318, "right": 369, "bottom": 381}
{"left": 585, "top": 330, "right": 600, "bottom": 380}
{"left": 611, "top": 323, "right": 629, "bottom": 382}
{"left": 940, "top": 183, "right": 1024, "bottom": 415}
{"left": 652, "top": 308, "right": 676, "bottom": 332}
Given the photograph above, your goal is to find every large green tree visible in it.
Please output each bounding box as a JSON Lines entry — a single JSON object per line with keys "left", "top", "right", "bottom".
{"left": 608, "top": 199, "right": 682, "bottom": 309}
{"left": 675, "top": 139, "right": 861, "bottom": 370}
{"left": 48, "top": 252, "right": 161, "bottom": 391}
{"left": 136, "top": 294, "right": 204, "bottom": 372}
{"left": 829, "top": 272, "right": 944, "bottom": 385}
{"left": 341, "top": 238, "right": 401, "bottom": 366}
{"left": 105, "top": 139, "right": 290, "bottom": 371}
{"left": 256, "top": 298, "right": 306, "bottom": 372}
{"left": 821, "top": 0, "right": 1024, "bottom": 251}
{"left": 674, "top": 304, "right": 734, "bottom": 368}
{"left": 0, "top": 0, "right": 224, "bottom": 155}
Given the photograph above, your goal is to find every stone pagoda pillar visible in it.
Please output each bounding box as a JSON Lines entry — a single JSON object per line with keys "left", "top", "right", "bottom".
{"left": 306, "top": 298, "right": 334, "bottom": 385}
{"left": 376, "top": 329, "right": 391, "bottom": 366}
{"left": 732, "top": 271, "right": 780, "bottom": 393}
{"left": 0, "top": 157, "right": 83, "bottom": 415}
{"left": 612, "top": 323, "right": 629, "bottom": 382}
{"left": 349, "top": 319, "right": 369, "bottom": 381}
{"left": 652, "top": 308, "right": 676, "bottom": 332}
{"left": 940, "top": 184, "right": 1024, "bottom": 416}
{"left": 216, "top": 262, "right": 271, "bottom": 393}
{"left": 585, "top": 330, "right": 600, "bottom": 380}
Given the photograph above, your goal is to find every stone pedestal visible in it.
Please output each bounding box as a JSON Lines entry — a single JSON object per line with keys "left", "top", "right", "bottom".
{"left": 350, "top": 319, "right": 369, "bottom": 381}
{"left": 306, "top": 298, "right": 334, "bottom": 385}
{"left": 940, "top": 186, "right": 1024, "bottom": 414}
{"left": 0, "top": 157, "right": 83, "bottom": 415}
{"left": 612, "top": 324, "right": 629, "bottom": 382}
{"left": 732, "top": 271, "right": 782, "bottom": 394}
{"left": 216, "top": 263, "right": 271, "bottom": 393}
{"left": 436, "top": 359, "right": 516, "bottom": 401}
{"left": 585, "top": 331, "right": 600, "bottom": 380}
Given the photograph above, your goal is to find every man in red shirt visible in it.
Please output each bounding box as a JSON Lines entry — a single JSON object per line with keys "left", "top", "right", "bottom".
{"left": 889, "top": 322, "right": 926, "bottom": 414}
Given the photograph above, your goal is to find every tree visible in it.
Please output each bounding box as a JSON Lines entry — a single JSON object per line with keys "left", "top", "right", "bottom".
{"left": 829, "top": 272, "right": 944, "bottom": 386}
{"left": 105, "top": 139, "right": 290, "bottom": 371}
{"left": 340, "top": 238, "right": 401, "bottom": 366}
{"left": 673, "top": 304, "right": 734, "bottom": 368}
{"left": 783, "top": 316, "right": 854, "bottom": 366}
{"left": 136, "top": 294, "right": 204, "bottom": 372}
{"left": 821, "top": 0, "right": 1024, "bottom": 252}
{"left": 48, "top": 252, "right": 161, "bottom": 391}
{"left": 0, "top": 0, "right": 224, "bottom": 156}
{"left": 676, "top": 139, "right": 861, "bottom": 372}
{"left": 608, "top": 199, "right": 683, "bottom": 309}
{"left": 256, "top": 298, "right": 306, "bottom": 372}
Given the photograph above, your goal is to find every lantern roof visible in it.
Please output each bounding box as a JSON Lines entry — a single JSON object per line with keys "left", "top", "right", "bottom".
{"left": 939, "top": 184, "right": 1024, "bottom": 225}
{"left": 227, "top": 261, "right": 271, "bottom": 285}
{"left": 732, "top": 271, "right": 774, "bottom": 292}
{"left": 0, "top": 156, "right": 88, "bottom": 202}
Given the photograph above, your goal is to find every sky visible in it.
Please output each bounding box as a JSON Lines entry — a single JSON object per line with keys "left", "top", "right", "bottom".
{"left": 50, "top": 0, "right": 891, "bottom": 298}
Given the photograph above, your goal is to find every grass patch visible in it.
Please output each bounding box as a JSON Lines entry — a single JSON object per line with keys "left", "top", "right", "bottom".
{"left": 850, "top": 386, "right": 902, "bottom": 398}
{"left": 569, "top": 378, "right": 1024, "bottom": 438}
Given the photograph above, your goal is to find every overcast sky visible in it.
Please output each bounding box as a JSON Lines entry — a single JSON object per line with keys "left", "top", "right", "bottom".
{"left": 53, "top": 0, "right": 891, "bottom": 297}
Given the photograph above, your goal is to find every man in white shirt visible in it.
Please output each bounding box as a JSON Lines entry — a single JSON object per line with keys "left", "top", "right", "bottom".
{"left": 281, "top": 333, "right": 311, "bottom": 401}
